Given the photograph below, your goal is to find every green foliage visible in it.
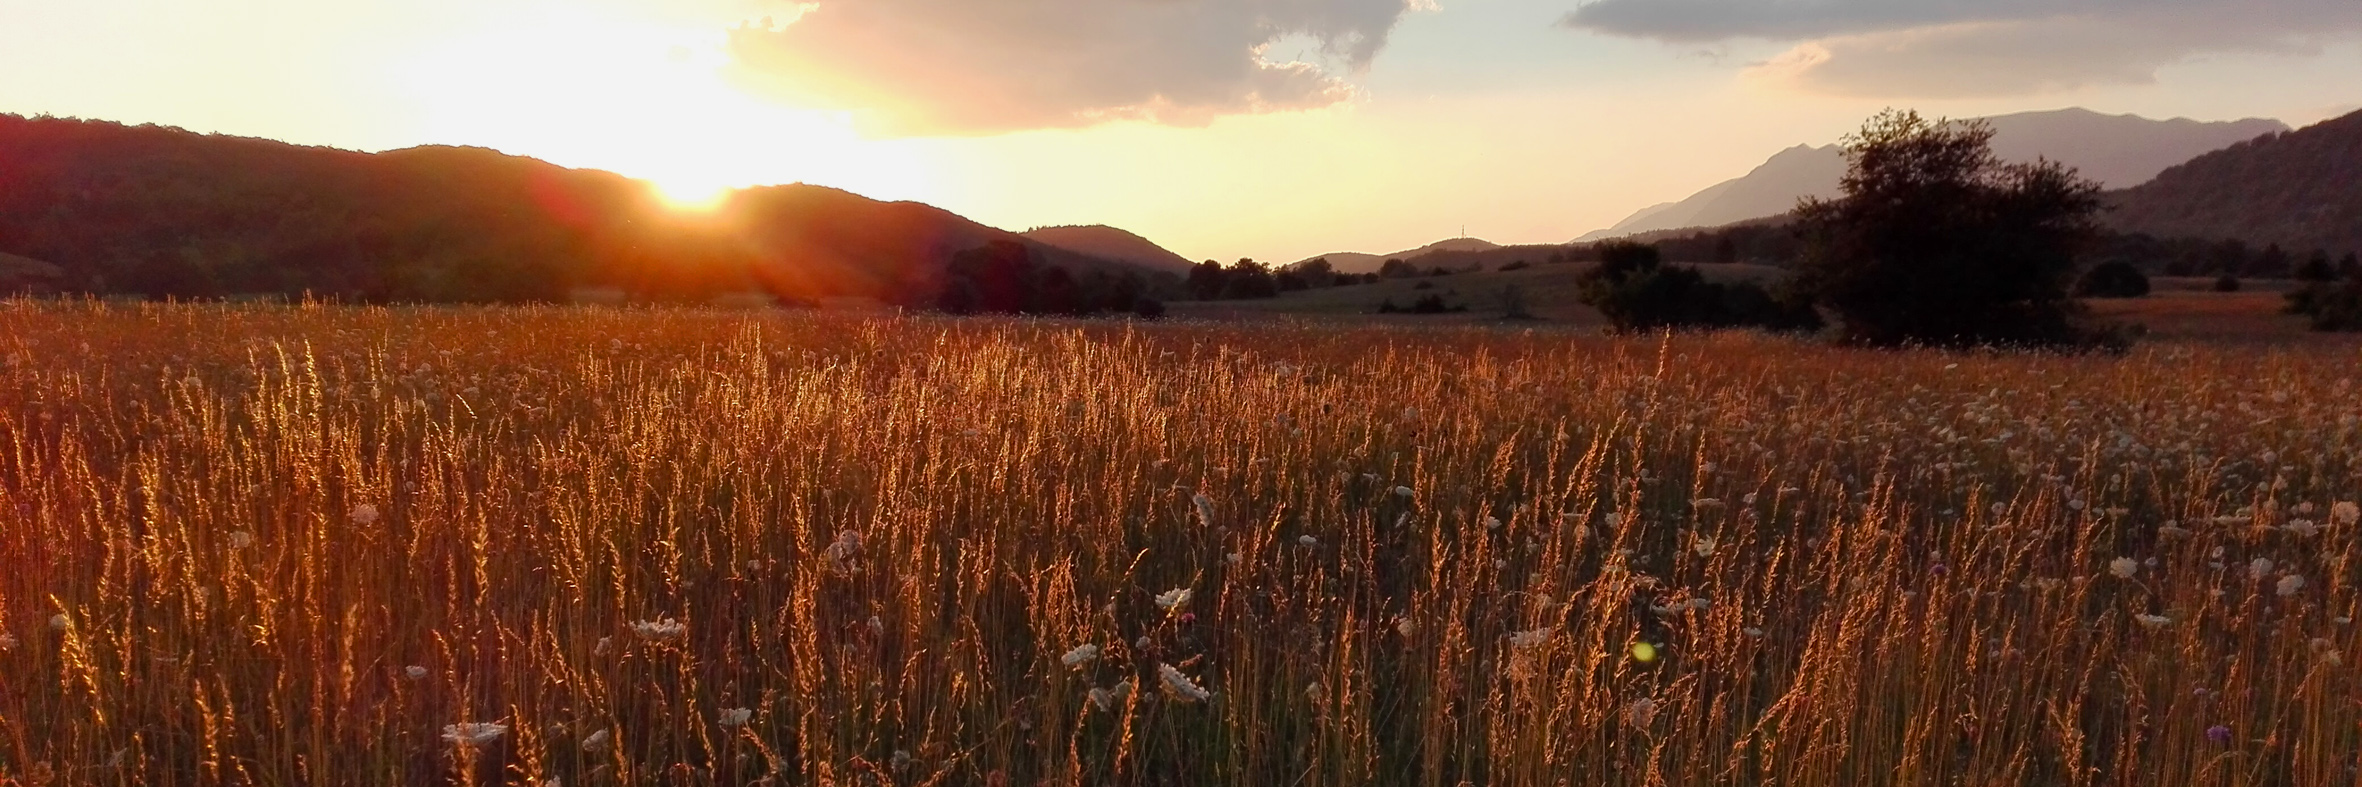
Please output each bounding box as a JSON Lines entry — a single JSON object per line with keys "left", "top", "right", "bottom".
{"left": 2073, "top": 261, "right": 2151, "bottom": 298}
{"left": 1794, "top": 110, "right": 2108, "bottom": 348}
{"left": 1575, "top": 241, "right": 1821, "bottom": 333}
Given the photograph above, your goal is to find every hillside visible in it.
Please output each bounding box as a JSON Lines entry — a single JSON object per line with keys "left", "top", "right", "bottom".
{"left": 1022, "top": 225, "right": 1196, "bottom": 274}
{"left": 1581, "top": 108, "right": 2288, "bottom": 241}
{"left": 2107, "top": 108, "right": 2362, "bottom": 256}
{"left": 0, "top": 114, "right": 1161, "bottom": 304}
{"left": 1295, "top": 237, "right": 1503, "bottom": 274}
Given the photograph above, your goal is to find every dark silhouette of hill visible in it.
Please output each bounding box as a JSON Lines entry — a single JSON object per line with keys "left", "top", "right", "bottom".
{"left": 2107, "top": 108, "right": 2362, "bottom": 256}
{"left": 1580, "top": 108, "right": 2287, "bottom": 241}
{"left": 1021, "top": 225, "right": 1195, "bottom": 275}
{"left": 0, "top": 114, "right": 1165, "bottom": 304}
{"left": 0, "top": 251, "right": 62, "bottom": 293}
{"left": 1293, "top": 237, "right": 1503, "bottom": 274}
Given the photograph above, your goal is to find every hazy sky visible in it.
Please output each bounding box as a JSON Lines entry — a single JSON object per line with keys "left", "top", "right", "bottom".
{"left": 3, "top": 0, "right": 2357, "bottom": 263}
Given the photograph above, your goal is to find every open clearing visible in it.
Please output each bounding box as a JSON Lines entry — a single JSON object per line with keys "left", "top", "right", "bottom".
{"left": 2, "top": 302, "right": 2359, "bottom": 786}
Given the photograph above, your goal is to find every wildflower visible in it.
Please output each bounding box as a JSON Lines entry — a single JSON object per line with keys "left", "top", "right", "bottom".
{"left": 1298, "top": 535, "right": 1319, "bottom": 547}
{"left": 2158, "top": 524, "right": 2190, "bottom": 538}
{"left": 1087, "top": 687, "right": 1117, "bottom": 711}
{"left": 630, "top": 618, "right": 687, "bottom": 642}
{"left": 868, "top": 616, "right": 885, "bottom": 637}
{"left": 1395, "top": 618, "right": 1417, "bottom": 637}
{"left": 2108, "top": 557, "right": 2139, "bottom": 579}
{"left": 1485, "top": 516, "right": 1502, "bottom": 530}
{"left": 441, "top": 722, "right": 509, "bottom": 747}
{"left": 1155, "top": 588, "right": 1192, "bottom": 610}
{"left": 2285, "top": 519, "right": 2320, "bottom": 537}
{"left": 2206, "top": 725, "right": 2232, "bottom": 745}
{"left": 1508, "top": 627, "right": 1554, "bottom": 649}
{"left": 2248, "top": 558, "right": 2273, "bottom": 579}
{"left": 350, "top": 504, "right": 381, "bottom": 525}
{"left": 1392, "top": 486, "right": 1414, "bottom": 498}
{"left": 227, "top": 531, "right": 254, "bottom": 549}
{"left": 49, "top": 614, "right": 69, "bottom": 631}
{"left": 891, "top": 750, "right": 914, "bottom": 772}
{"left": 580, "top": 729, "right": 611, "bottom": 752}
{"left": 826, "top": 530, "right": 863, "bottom": 569}
{"left": 1158, "top": 663, "right": 1212, "bottom": 702}
{"left": 1224, "top": 552, "right": 1241, "bottom": 565}
{"left": 1625, "top": 696, "right": 1657, "bottom": 727}
{"left": 1741, "top": 627, "right": 1765, "bottom": 639}
{"left": 1741, "top": 492, "right": 1758, "bottom": 505}
{"left": 405, "top": 665, "right": 429, "bottom": 680}
{"left": 1061, "top": 644, "right": 1100, "bottom": 667}
{"left": 2332, "top": 501, "right": 2360, "bottom": 527}
{"left": 1192, "top": 493, "right": 1217, "bottom": 527}
{"left": 1691, "top": 535, "right": 1717, "bottom": 558}
{"left": 718, "top": 708, "right": 753, "bottom": 727}
{"left": 2277, "top": 575, "right": 2304, "bottom": 597}
{"left": 594, "top": 636, "right": 613, "bottom": 656}
{"left": 2134, "top": 614, "right": 2172, "bottom": 629}
{"left": 1691, "top": 498, "right": 1723, "bottom": 509}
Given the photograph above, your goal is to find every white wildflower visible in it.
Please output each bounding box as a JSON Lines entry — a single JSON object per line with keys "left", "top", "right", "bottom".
{"left": 441, "top": 722, "right": 509, "bottom": 747}
{"left": 1692, "top": 535, "right": 1717, "bottom": 558}
{"left": 1299, "top": 535, "right": 1319, "bottom": 547}
{"left": 227, "top": 531, "right": 254, "bottom": 549}
{"left": 718, "top": 708, "right": 753, "bottom": 727}
{"left": 2108, "top": 557, "right": 2139, "bottom": 579}
{"left": 1087, "top": 687, "right": 1116, "bottom": 711}
{"left": 2134, "top": 614, "right": 2172, "bottom": 629}
{"left": 1741, "top": 627, "right": 1765, "bottom": 639}
{"left": 1306, "top": 681, "right": 1328, "bottom": 705}
{"left": 2248, "top": 558, "right": 2274, "bottom": 579}
{"left": 1158, "top": 663, "right": 1212, "bottom": 702}
{"left": 1625, "top": 696, "right": 1657, "bottom": 727}
{"left": 1485, "top": 516, "right": 1502, "bottom": 530}
{"left": 580, "top": 729, "right": 611, "bottom": 752}
{"left": 1192, "top": 493, "right": 1217, "bottom": 527}
{"left": 350, "top": 504, "right": 381, "bottom": 525}
{"left": 630, "top": 618, "right": 687, "bottom": 642}
{"left": 594, "top": 636, "right": 613, "bottom": 656}
{"left": 1392, "top": 486, "right": 1414, "bottom": 498}
{"left": 405, "top": 665, "right": 428, "bottom": 680}
{"left": 1508, "top": 627, "right": 1555, "bottom": 649}
{"left": 826, "top": 530, "right": 863, "bottom": 569}
{"left": 2331, "top": 501, "right": 2360, "bottom": 527}
{"left": 1395, "top": 618, "right": 1417, "bottom": 637}
{"left": 2277, "top": 574, "right": 2305, "bottom": 597}
{"left": 1691, "top": 498, "right": 1723, "bottom": 509}
{"left": 49, "top": 614, "right": 69, "bottom": 631}
{"left": 1224, "top": 552, "right": 1241, "bottom": 565}
{"left": 1155, "top": 588, "right": 1192, "bottom": 610}
{"left": 1061, "top": 644, "right": 1100, "bottom": 667}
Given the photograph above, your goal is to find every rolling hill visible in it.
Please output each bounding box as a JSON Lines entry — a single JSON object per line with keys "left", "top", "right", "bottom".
{"left": 1580, "top": 108, "right": 2288, "bottom": 241}
{"left": 2107, "top": 108, "right": 2362, "bottom": 256}
{"left": 1294, "top": 237, "right": 1503, "bottom": 274}
{"left": 0, "top": 114, "right": 1163, "bottom": 304}
{"left": 1021, "top": 225, "right": 1196, "bottom": 275}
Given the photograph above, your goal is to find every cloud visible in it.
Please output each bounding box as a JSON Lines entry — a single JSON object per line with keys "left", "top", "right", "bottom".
{"left": 1561, "top": 0, "right": 2362, "bottom": 96}
{"left": 726, "top": 0, "right": 1416, "bottom": 137}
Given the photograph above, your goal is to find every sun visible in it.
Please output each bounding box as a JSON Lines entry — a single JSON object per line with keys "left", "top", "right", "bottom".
{"left": 650, "top": 175, "right": 735, "bottom": 212}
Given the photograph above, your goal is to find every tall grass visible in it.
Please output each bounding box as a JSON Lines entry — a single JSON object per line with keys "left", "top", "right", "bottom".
{"left": 0, "top": 301, "right": 2357, "bottom": 786}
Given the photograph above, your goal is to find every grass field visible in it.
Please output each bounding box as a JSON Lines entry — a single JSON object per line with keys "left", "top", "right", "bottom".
{"left": 3, "top": 301, "right": 2360, "bottom": 786}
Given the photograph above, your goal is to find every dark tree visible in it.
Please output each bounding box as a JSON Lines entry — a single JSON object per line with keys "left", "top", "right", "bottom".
{"left": 2213, "top": 275, "right": 2242, "bottom": 292}
{"left": 1793, "top": 109, "right": 2107, "bottom": 348}
{"left": 2294, "top": 250, "right": 2337, "bottom": 283}
{"left": 1576, "top": 241, "right": 1819, "bottom": 333}
{"left": 1220, "top": 259, "right": 1279, "bottom": 299}
{"left": 2073, "top": 261, "right": 2151, "bottom": 298}
{"left": 1187, "top": 260, "right": 1229, "bottom": 300}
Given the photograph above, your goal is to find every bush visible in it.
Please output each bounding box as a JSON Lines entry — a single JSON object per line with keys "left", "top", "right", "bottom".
{"left": 1794, "top": 110, "right": 2106, "bottom": 348}
{"left": 2073, "top": 261, "right": 2151, "bottom": 298}
{"left": 1575, "top": 241, "right": 1820, "bottom": 333}
{"left": 2213, "top": 275, "right": 2241, "bottom": 293}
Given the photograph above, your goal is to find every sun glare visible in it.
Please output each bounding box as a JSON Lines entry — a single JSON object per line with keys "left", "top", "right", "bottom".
{"left": 398, "top": 9, "right": 943, "bottom": 209}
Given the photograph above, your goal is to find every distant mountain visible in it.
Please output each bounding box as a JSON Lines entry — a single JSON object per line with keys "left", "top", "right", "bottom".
{"left": 0, "top": 114, "right": 1163, "bottom": 304}
{"left": 0, "top": 250, "right": 62, "bottom": 292}
{"left": 1295, "top": 237, "right": 1503, "bottom": 274}
{"left": 1022, "top": 225, "right": 1195, "bottom": 275}
{"left": 2107, "top": 108, "right": 2362, "bottom": 256}
{"left": 1579, "top": 108, "right": 2288, "bottom": 241}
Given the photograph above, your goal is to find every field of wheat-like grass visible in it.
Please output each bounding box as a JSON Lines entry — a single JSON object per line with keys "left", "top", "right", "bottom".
{"left": 1, "top": 302, "right": 2359, "bottom": 786}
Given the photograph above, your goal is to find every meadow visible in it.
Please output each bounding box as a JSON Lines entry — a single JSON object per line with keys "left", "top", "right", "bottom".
{"left": 1, "top": 301, "right": 2359, "bottom": 786}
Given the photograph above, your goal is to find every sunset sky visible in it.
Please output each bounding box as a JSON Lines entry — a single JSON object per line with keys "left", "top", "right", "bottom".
{"left": 4, "top": 0, "right": 2357, "bottom": 263}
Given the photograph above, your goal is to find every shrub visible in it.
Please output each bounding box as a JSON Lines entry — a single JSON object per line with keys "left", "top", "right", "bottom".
{"left": 2074, "top": 261, "right": 2151, "bottom": 298}
{"left": 1576, "top": 242, "right": 1820, "bottom": 333}
{"left": 2213, "top": 275, "right": 2241, "bottom": 293}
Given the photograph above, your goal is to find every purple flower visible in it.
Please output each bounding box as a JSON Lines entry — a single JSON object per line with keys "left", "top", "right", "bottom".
{"left": 1178, "top": 612, "right": 1197, "bottom": 626}
{"left": 2206, "top": 725, "right": 2232, "bottom": 745}
{"left": 1929, "top": 563, "right": 1948, "bottom": 577}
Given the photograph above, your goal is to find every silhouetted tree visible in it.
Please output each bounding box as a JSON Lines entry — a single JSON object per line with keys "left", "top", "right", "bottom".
{"left": 1794, "top": 109, "right": 2106, "bottom": 348}
{"left": 1577, "top": 241, "right": 1819, "bottom": 332}
{"left": 2074, "top": 261, "right": 2151, "bottom": 298}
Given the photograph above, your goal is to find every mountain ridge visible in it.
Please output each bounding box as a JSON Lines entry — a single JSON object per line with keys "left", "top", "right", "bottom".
{"left": 1579, "top": 107, "right": 2290, "bottom": 242}
{"left": 2107, "top": 108, "right": 2362, "bottom": 256}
